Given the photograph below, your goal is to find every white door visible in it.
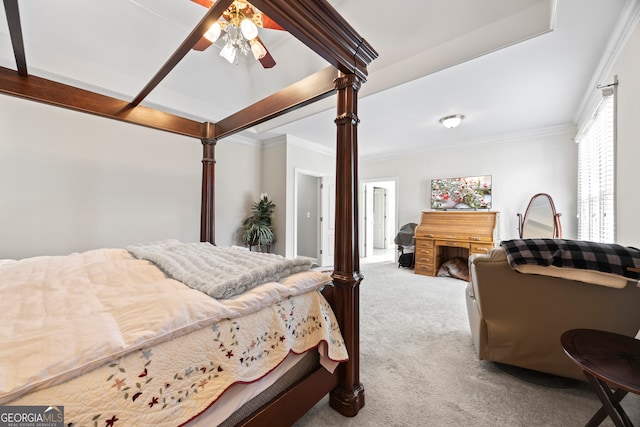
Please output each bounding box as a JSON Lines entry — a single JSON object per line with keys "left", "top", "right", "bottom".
{"left": 373, "top": 187, "right": 387, "bottom": 249}
{"left": 296, "top": 173, "right": 320, "bottom": 262}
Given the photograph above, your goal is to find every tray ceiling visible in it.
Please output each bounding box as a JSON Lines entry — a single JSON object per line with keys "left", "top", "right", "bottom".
{"left": 0, "top": 0, "right": 634, "bottom": 158}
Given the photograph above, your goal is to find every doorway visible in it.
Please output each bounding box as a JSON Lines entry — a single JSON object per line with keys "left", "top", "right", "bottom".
{"left": 295, "top": 172, "right": 321, "bottom": 264}
{"left": 362, "top": 178, "right": 398, "bottom": 261}
{"left": 294, "top": 170, "right": 334, "bottom": 267}
{"left": 373, "top": 187, "right": 387, "bottom": 249}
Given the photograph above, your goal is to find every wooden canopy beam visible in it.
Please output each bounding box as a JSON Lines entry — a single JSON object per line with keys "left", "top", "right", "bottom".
{"left": 0, "top": 63, "right": 342, "bottom": 143}
{"left": 199, "top": 66, "right": 339, "bottom": 245}
{"left": 130, "top": 0, "right": 233, "bottom": 106}
{"left": 3, "top": 0, "right": 28, "bottom": 76}
{"left": 249, "top": 0, "right": 377, "bottom": 82}
{"left": 214, "top": 66, "right": 339, "bottom": 140}
{"left": 0, "top": 66, "right": 203, "bottom": 138}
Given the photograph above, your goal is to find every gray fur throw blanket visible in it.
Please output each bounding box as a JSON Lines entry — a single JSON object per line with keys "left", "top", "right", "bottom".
{"left": 127, "top": 240, "right": 311, "bottom": 299}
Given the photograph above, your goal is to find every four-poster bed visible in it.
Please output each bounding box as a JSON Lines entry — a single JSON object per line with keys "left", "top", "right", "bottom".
{"left": 0, "top": 0, "right": 377, "bottom": 425}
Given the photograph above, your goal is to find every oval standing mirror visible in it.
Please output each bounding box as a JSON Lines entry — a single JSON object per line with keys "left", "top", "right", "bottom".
{"left": 517, "top": 193, "right": 562, "bottom": 238}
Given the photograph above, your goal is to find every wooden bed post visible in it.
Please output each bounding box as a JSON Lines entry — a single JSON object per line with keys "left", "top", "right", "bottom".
{"left": 330, "top": 72, "right": 364, "bottom": 417}
{"left": 200, "top": 122, "right": 216, "bottom": 244}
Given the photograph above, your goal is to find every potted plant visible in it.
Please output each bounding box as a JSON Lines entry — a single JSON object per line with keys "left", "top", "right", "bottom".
{"left": 242, "top": 193, "right": 275, "bottom": 250}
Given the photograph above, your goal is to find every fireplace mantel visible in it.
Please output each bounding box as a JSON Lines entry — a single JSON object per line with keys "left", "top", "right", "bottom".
{"left": 414, "top": 211, "right": 499, "bottom": 276}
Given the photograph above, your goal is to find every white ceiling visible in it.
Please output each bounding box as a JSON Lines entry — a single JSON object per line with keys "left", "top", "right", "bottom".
{"left": 265, "top": 0, "right": 635, "bottom": 160}
{"left": 0, "top": 0, "right": 635, "bottom": 160}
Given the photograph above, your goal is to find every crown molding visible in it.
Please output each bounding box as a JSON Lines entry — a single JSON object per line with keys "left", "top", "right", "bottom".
{"left": 259, "top": 133, "right": 335, "bottom": 157}
{"left": 361, "top": 123, "right": 576, "bottom": 163}
{"left": 285, "top": 135, "right": 335, "bottom": 157}
{"left": 574, "top": 0, "right": 640, "bottom": 128}
{"left": 218, "top": 133, "right": 263, "bottom": 148}
{"left": 262, "top": 134, "right": 287, "bottom": 149}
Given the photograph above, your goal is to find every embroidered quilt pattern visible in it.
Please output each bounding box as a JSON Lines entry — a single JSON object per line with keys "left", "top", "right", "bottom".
{"left": 10, "top": 290, "right": 347, "bottom": 427}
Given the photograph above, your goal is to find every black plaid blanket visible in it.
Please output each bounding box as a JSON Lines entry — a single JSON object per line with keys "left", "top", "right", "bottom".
{"left": 500, "top": 239, "right": 640, "bottom": 280}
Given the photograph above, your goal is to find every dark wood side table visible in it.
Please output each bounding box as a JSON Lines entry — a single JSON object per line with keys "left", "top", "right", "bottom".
{"left": 561, "top": 329, "right": 640, "bottom": 427}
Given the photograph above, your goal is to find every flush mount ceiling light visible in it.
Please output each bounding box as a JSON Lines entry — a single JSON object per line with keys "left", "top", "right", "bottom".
{"left": 440, "top": 114, "right": 465, "bottom": 129}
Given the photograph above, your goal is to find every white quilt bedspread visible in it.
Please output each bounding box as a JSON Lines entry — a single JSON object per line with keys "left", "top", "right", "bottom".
{"left": 10, "top": 287, "right": 346, "bottom": 427}
{"left": 0, "top": 248, "right": 334, "bottom": 405}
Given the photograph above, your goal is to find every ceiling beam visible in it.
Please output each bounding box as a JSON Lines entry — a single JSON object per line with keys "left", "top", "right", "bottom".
{"left": 130, "top": 0, "right": 233, "bottom": 107}
{"left": 0, "top": 66, "right": 203, "bottom": 138}
{"left": 214, "top": 66, "right": 339, "bottom": 140}
{"left": 249, "top": 0, "right": 377, "bottom": 82}
{"left": 3, "top": 0, "right": 28, "bottom": 76}
{"left": 0, "top": 0, "right": 376, "bottom": 142}
{"left": 0, "top": 63, "right": 342, "bottom": 142}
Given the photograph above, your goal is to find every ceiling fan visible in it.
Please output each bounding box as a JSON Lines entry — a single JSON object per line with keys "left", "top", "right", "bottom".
{"left": 191, "top": 0, "right": 283, "bottom": 68}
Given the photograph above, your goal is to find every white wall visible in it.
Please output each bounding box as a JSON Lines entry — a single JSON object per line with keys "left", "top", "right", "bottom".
{"left": 214, "top": 138, "right": 262, "bottom": 247}
{"left": 0, "top": 94, "right": 262, "bottom": 258}
{"left": 360, "top": 129, "right": 578, "bottom": 243}
{"left": 248, "top": 135, "right": 336, "bottom": 258}
{"left": 4, "top": 16, "right": 636, "bottom": 259}
{"left": 0, "top": 95, "right": 200, "bottom": 258}
{"left": 285, "top": 137, "right": 336, "bottom": 258}
{"left": 609, "top": 17, "right": 640, "bottom": 246}
{"left": 0, "top": 92, "right": 333, "bottom": 260}
{"left": 260, "top": 138, "right": 287, "bottom": 255}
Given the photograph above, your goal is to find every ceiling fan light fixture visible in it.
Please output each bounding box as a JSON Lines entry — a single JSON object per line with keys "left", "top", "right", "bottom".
{"left": 250, "top": 39, "right": 267, "bottom": 59}
{"left": 240, "top": 18, "right": 258, "bottom": 40}
{"left": 440, "top": 114, "right": 464, "bottom": 129}
{"left": 220, "top": 43, "right": 238, "bottom": 64}
{"left": 233, "top": 0, "right": 249, "bottom": 9}
{"left": 204, "top": 22, "right": 222, "bottom": 43}
{"left": 192, "top": 0, "right": 276, "bottom": 67}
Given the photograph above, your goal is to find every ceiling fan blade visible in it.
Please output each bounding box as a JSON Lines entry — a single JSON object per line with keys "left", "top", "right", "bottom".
{"left": 193, "top": 36, "right": 213, "bottom": 51}
{"left": 191, "top": 0, "right": 214, "bottom": 8}
{"left": 259, "top": 51, "right": 276, "bottom": 68}
{"left": 252, "top": 37, "right": 275, "bottom": 68}
{"left": 251, "top": 36, "right": 275, "bottom": 68}
{"left": 188, "top": 0, "right": 277, "bottom": 65}
{"left": 190, "top": 0, "right": 219, "bottom": 51}
{"left": 260, "top": 14, "right": 285, "bottom": 31}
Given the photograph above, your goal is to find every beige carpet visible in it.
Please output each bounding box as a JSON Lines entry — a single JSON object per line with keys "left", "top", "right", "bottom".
{"left": 294, "top": 260, "right": 640, "bottom": 427}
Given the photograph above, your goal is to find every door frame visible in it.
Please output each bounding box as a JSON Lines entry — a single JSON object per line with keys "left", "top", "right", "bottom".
{"left": 293, "top": 168, "right": 326, "bottom": 265}
{"left": 360, "top": 177, "right": 399, "bottom": 259}
{"left": 372, "top": 186, "right": 387, "bottom": 249}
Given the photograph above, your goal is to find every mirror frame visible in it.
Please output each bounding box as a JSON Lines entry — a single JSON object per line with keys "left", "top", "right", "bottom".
{"left": 517, "top": 193, "right": 562, "bottom": 239}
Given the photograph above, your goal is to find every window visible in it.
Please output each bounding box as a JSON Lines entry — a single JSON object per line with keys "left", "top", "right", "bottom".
{"left": 576, "top": 87, "right": 615, "bottom": 243}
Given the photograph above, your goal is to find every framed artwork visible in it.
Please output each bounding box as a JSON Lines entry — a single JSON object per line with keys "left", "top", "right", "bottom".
{"left": 431, "top": 175, "right": 492, "bottom": 210}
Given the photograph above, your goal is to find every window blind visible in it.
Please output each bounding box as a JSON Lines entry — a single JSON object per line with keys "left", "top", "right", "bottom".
{"left": 576, "top": 89, "right": 615, "bottom": 243}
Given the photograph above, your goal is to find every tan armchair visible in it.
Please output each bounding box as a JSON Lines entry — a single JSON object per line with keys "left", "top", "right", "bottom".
{"left": 466, "top": 247, "right": 640, "bottom": 381}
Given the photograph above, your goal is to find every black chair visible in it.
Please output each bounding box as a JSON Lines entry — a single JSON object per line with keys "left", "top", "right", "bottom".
{"left": 395, "top": 223, "right": 417, "bottom": 268}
